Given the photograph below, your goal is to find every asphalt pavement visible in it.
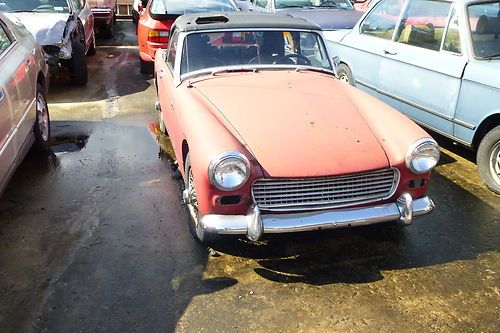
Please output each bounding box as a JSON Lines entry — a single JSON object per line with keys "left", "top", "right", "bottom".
{"left": 0, "top": 22, "right": 498, "bottom": 333}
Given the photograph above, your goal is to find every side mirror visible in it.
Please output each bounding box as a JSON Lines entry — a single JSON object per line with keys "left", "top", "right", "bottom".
{"left": 332, "top": 56, "right": 340, "bottom": 66}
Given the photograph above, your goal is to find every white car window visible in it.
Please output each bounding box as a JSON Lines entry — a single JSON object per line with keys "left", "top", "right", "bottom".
{"left": 360, "top": 0, "right": 405, "bottom": 40}
{"left": 395, "top": 0, "right": 451, "bottom": 51}
{"left": 0, "top": 24, "right": 12, "bottom": 55}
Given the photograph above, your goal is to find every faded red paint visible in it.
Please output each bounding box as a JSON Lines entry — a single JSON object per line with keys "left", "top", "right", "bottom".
{"left": 155, "top": 50, "right": 433, "bottom": 217}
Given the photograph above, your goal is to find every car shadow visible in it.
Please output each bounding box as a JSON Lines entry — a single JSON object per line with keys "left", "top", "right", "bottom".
{"left": 208, "top": 172, "right": 499, "bottom": 286}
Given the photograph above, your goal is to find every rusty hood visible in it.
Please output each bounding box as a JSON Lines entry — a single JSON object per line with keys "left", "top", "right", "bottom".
{"left": 192, "top": 71, "right": 390, "bottom": 178}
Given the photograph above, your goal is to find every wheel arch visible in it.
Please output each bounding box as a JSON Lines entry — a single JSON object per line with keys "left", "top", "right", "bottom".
{"left": 36, "top": 72, "right": 47, "bottom": 95}
{"left": 181, "top": 139, "right": 189, "bottom": 170}
{"left": 473, "top": 113, "right": 500, "bottom": 150}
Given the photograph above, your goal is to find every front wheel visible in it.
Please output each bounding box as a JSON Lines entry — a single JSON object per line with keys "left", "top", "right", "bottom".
{"left": 33, "top": 83, "right": 50, "bottom": 152}
{"left": 184, "top": 154, "right": 218, "bottom": 243}
{"left": 336, "top": 63, "right": 354, "bottom": 86}
{"left": 477, "top": 125, "right": 500, "bottom": 194}
{"left": 140, "top": 58, "right": 154, "bottom": 74}
{"left": 69, "top": 40, "right": 88, "bottom": 86}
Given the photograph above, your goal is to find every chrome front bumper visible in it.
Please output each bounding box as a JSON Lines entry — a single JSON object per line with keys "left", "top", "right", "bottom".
{"left": 199, "top": 193, "right": 434, "bottom": 241}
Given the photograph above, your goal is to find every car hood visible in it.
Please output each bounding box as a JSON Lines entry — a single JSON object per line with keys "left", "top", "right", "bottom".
{"left": 4, "top": 12, "right": 70, "bottom": 46}
{"left": 278, "top": 8, "right": 363, "bottom": 30}
{"left": 192, "top": 71, "right": 390, "bottom": 178}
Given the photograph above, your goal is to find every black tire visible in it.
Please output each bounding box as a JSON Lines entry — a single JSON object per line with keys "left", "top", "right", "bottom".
{"left": 101, "top": 18, "right": 114, "bottom": 39}
{"left": 140, "top": 58, "right": 154, "bottom": 74}
{"left": 33, "top": 83, "right": 51, "bottom": 152}
{"left": 159, "top": 111, "right": 168, "bottom": 135}
{"left": 184, "top": 154, "right": 218, "bottom": 244}
{"left": 87, "top": 33, "right": 96, "bottom": 56}
{"left": 336, "top": 63, "right": 354, "bottom": 86}
{"left": 477, "top": 125, "right": 500, "bottom": 194}
{"left": 69, "top": 40, "right": 88, "bottom": 86}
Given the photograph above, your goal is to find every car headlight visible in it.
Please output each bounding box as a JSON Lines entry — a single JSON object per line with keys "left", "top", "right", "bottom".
{"left": 406, "top": 139, "right": 440, "bottom": 174}
{"left": 209, "top": 152, "right": 250, "bottom": 191}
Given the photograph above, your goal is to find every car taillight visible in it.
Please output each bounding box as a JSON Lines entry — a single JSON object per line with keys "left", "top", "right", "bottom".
{"left": 148, "top": 30, "right": 169, "bottom": 43}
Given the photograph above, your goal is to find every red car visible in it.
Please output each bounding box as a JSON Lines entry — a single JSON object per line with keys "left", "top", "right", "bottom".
{"left": 137, "top": 0, "right": 239, "bottom": 73}
{"left": 88, "top": 0, "right": 117, "bottom": 38}
{"left": 155, "top": 13, "right": 439, "bottom": 243}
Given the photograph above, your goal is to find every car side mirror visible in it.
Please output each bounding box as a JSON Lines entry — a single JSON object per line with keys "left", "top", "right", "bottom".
{"left": 332, "top": 56, "right": 340, "bottom": 66}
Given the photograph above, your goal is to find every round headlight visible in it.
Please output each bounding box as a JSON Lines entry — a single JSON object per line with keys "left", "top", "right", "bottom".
{"left": 406, "top": 139, "right": 440, "bottom": 174}
{"left": 209, "top": 152, "right": 250, "bottom": 191}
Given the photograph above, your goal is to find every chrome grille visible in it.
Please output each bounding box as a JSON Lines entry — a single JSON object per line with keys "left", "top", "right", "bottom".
{"left": 252, "top": 169, "right": 399, "bottom": 211}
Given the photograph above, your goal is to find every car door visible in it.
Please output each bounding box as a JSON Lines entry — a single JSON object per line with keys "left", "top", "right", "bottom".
{"left": 0, "top": 21, "right": 21, "bottom": 188}
{"left": 337, "top": 0, "right": 405, "bottom": 96}
{"left": 73, "top": 0, "right": 95, "bottom": 51}
{"left": 377, "top": 0, "right": 466, "bottom": 135}
{"left": 156, "top": 29, "right": 184, "bottom": 157}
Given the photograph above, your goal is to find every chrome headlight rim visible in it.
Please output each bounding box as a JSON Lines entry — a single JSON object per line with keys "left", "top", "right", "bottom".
{"left": 208, "top": 151, "right": 251, "bottom": 191}
{"left": 405, "top": 138, "right": 440, "bottom": 175}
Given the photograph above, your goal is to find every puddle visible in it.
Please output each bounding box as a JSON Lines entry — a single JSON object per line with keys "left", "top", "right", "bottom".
{"left": 147, "top": 122, "right": 177, "bottom": 163}
{"left": 51, "top": 135, "right": 89, "bottom": 155}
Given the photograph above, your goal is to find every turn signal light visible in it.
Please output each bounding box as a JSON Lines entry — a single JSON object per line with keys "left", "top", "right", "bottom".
{"left": 147, "top": 30, "right": 169, "bottom": 44}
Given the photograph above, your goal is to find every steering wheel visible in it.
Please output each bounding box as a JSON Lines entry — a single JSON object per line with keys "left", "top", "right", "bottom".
{"left": 319, "top": 1, "right": 338, "bottom": 7}
{"left": 273, "top": 54, "right": 312, "bottom": 66}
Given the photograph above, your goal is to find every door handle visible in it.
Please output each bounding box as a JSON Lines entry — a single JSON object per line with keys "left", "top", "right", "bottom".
{"left": 384, "top": 49, "right": 398, "bottom": 56}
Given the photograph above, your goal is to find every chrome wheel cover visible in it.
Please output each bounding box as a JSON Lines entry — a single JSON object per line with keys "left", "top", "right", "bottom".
{"left": 490, "top": 141, "right": 500, "bottom": 185}
{"left": 187, "top": 169, "right": 200, "bottom": 228}
{"left": 339, "top": 74, "right": 350, "bottom": 84}
{"left": 36, "top": 92, "right": 49, "bottom": 141}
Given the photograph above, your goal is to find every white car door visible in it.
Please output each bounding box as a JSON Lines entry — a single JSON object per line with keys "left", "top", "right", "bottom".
{"left": 377, "top": 0, "right": 466, "bottom": 135}
{"left": 337, "top": 0, "right": 405, "bottom": 96}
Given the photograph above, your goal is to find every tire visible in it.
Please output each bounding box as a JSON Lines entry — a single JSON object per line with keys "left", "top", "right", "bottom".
{"left": 69, "top": 40, "right": 88, "bottom": 86}
{"left": 336, "top": 63, "right": 354, "bottom": 86}
{"left": 184, "top": 154, "right": 218, "bottom": 244}
{"left": 101, "top": 18, "right": 114, "bottom": 39}
{"left": 87, "top": 32, "right": 96, "bottom": 56}
{"left": 33, "top": 83, "right": 50, "bottom": 152}
{"left": 477, "top": 125, "right": 500, "bottom": 194}
{"left": 159, "top": 111, "right": 168, "bottom": 135}
{"left": 140, "top": 58, "right": 154, "bottom": 74}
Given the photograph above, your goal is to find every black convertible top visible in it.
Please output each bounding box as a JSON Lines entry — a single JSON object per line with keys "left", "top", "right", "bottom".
{"left": 173, "top": 12, "right": 321, "bottom": 32}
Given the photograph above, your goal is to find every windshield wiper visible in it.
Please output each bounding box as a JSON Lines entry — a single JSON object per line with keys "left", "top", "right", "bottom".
{"left": 484, "top": 53, "right": 500, "bottom": 61}
{"left": 211, "top": 68, "right": 258, "bottom": 75}
{"left": 295, "top": 66, "right": 335, "bottom": 75}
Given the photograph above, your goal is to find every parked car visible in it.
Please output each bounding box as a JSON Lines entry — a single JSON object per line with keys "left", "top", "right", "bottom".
{"left": 329, "top": 0, "right": 500, "bottom": 194}
{"left": 154, "top": 12, "right": 438, "bottom": 243}
{"left": 248, "top": 0, "right": 364, "bottom": 30}
{"left": 0, "top": 13, "right": 51, "bottom": 196}
{"left": 88, "top": 0, "right": 116, "bottom": 38}
{"left": 1, "top": 0, "right": 95, "bottom": 86}
{"left": 137, "top": 0, "right": 239, "bottom": 74}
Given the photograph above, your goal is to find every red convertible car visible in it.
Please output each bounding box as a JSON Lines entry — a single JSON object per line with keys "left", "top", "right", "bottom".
{"left": 155, "top": 13, "right": 439, "bottom": 243}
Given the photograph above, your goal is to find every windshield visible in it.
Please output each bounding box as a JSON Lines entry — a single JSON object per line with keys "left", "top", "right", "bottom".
{"left": 468, "top": 1, "right": 500, "bottom": 59}
{"left": 150, "top": 0, "right": 237, "bottom": 15}
{"left": 275, "top": 0, "right": 353, "bottom": 10}
{"left": 180, "top": 30, "right": 333, "bottom": 76}
{"left": 0, "top": 0, "right": 70, "bottom": 13}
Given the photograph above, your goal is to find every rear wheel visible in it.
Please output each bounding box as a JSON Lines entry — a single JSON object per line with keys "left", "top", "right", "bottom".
{"left": 101, "top": 16, "right": 114, "bottom": 38}
{"left": 184, "top": 154, "right": 218, "bottom": 244}
{"left": 34, "top": 83, "right": 50, "bottom": 152}
{"left": 336, "top": 63, "right": 354, "bottom": 86}
{"left": 69, "top": 39, "right": 88, "bottom": 86}
{"left": 477, "top": 125, "right": 500, "bottom": 194}
{"left": 140, "top": 58, "right": 154, "bottom": 74}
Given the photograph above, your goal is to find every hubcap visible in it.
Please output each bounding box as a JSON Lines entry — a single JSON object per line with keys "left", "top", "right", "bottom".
{"left": 187, "top": 169, "right": 200, "bottom": 228}
{"left": 339, "top": 74, "right": 349, "bottom": 84}
{"left": 36, "top": 93, "right": 49, "bottom": 141}
{"left": 490, "top": 141, "right": 500, "bottom": 185}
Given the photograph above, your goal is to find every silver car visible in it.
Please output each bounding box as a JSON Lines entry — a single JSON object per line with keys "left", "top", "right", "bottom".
{"left": 0, "top": 13, "right": 50, "bottom": 195}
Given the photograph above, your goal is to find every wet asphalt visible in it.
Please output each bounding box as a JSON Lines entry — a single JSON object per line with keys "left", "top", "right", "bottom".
{"left": 0, "top": 22, "right": 499, "bottom": 333}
